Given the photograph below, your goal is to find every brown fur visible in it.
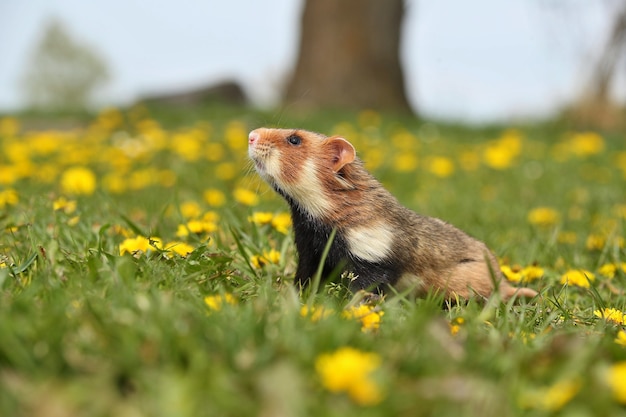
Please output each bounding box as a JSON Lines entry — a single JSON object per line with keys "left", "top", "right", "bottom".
{"left": 248, "top": 128, "right": 538, "bottom": 301}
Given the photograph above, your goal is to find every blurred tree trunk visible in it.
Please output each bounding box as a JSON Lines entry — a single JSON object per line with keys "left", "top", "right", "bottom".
{"left": 569, "top": 4, "right": 626, "bottom": 129}
{"left": 589, "top": 5, "right": 626, "bottom": 102}
{"left": 285, "top": 0, "right": 412, "bottom": 113}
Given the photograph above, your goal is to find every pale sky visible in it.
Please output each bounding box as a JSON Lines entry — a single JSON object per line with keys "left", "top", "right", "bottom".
{"left": 0, "top": 0, "right": 621, "bottom": 122}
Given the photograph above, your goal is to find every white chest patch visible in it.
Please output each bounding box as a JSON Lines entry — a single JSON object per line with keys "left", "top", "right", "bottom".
{"left": 345, "top": 223, "right": 394, "bottom": 263}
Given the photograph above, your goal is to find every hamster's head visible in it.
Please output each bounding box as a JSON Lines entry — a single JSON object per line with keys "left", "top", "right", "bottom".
{"left": 248, "top": 128, "right": 356, "bottom": 217}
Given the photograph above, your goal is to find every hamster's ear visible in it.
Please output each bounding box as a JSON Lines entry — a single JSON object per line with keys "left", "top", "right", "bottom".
{"left": 327, "top": 136, "right": 356, "bottom": 172}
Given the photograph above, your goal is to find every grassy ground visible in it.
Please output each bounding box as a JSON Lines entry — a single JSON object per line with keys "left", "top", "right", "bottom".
{"left": 1, "top": 105, "right": 625, "bottom": 416}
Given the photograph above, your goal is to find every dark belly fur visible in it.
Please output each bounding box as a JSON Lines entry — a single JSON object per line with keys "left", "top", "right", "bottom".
{"left": 289, "top": 202, "right": 402, "bottom": 293}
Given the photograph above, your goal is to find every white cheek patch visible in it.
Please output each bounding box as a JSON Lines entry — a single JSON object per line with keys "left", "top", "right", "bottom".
{"left": 345, "top": 223, "right": 394, "bottom": 263}
{"left": 279, "top": 158, "right": 332, "bottom": 218}
{"left": 262, "top": 148, "right": 283, "bottom": 180}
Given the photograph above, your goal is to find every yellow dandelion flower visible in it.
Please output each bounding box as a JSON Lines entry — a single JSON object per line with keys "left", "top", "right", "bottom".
{"left": 594, "top": 308, "right": 626, "bottom": 325}
{"left": 557, "top": 231, "right": 578, "bottom": 245}
{"left": 67, "top": 216, "right": 80, "bottom": 226}
{"left": 343, "top": 305, "right": 384, "bottom": 332}
{"left": 615, "top": 330, "right": 626, "bottom": 347}
{"left": 346, "top": 376, "right": 383, "bottom": 406}
{"left": 202, "top": 211, "right": 219, "bottom": 223}
{"left": 52, "top": 196, "right": 77, "bottom": 214}
{"left": 233, "top": 188, "right": 259, "bottom": 206}
{"left": 528, "top": 207, "right": 560, "bottom": 227}
{"left": 427, "top": 156, "right": 455, "bottom": 178}
{"left": 181, "top": 219, "right": 218, "bottom": 235}
{"left": 200, "top": 220, "right": 218, "bottom": 233}
{"left": 501, "top": 264, "right": 543, "bottom": 283}
{"left": 449, "top": 317, "right": 464, "bottom": 335}
{"left": 102, "top": 173, "right": 127, "bottom": 194}
{"left": 13, "top": 160, "right": 34, "bottom": 180}
{"left": 5, "top": 140, "right": 30, "bottom": 163}
{"left": 569, "top": 131, "right": 605, "bottom": 157}
{"left": 94, "top": 107, "right": 124, "bottom": 131}
{"left": 300, "top": 305, "right": 334, "bottom": 322}
{"left": 250, "top": 249, "right": 280, "bottom": 268}
{"left": 164, "top": 241, "right": 194, "bottom": 257}
{"left": 180, "top": 201, "right": 202, "bottom": 219}
{"left": 176, "top": 224, "right": 190, "bottom": 238}
{"left": 363, "top": 148, "right": 384, "bottom": 171}
{"left": 250, "top": 254, "right": 268, "bottom": 269}
{"left": 501, "top": 265, "right": 523, "bottom": 283}
{"left": 606, "top": 362, "right": 626, "bottom": 404}
{"left": 203, "top": 188, "right": 226, "bottom": 207}
{"left": 248, "top": 212, "right": 274, "bottom": 226}
{"left": 0, "top": 189, "right": 19, "bottom": 209}
{"left": 151, "top": 237, "right": 164, "bottom": 250}
{"left": 315, "top": 347, "right": 383, "bottom": 406}
{"left": 499, "top": 129, "right": 523, "bottom": 154}
{"left": 522, "top": 265, "right": 545, "bottom": 281}
{"left": 483, "top": 143, "right": 517, "bottom": 170}
{"left": 171, "top": 131, "right": 203, "bottom": 161}
{"left": 586, "top": 234, "right": 605, "bottom": 251}
{"left": 128, "top": 168, "right": 155, "bottom": 190}
{"left": 204, "top": 293, "right": 237, "bottom": 311}
{"left": 60, "top": 167, "right": 97, "bottom": 195}
{"left": 599, "top": 263, "right": 618, "bottom": 279}
{"left": 518, "top": 379, "right": 581, "bottom": 411}
{"left": 119, "top": 236, "right": 162, "bottom": 256}
{"left": 271, "top": 212, "right": 292, "bottom": 234}
{"left": 185, "top": 220, "right": 205, "bottom": 234}
{"left": 263, "top": 249, "right": 281, "bottom": 265}
{"left": 560, "top": 269, "right": 595, "bottom": 288}
{"left": 120, "top": 236, "right": 150, "bottom": 255}
{"left": 205, "top": 142, "right": 225, "bottom": 162}
{"left": 393, "top": 153, "right": 418, "bottom": 172}
{"left": 224, "top": 121, "right": 247, "bottom": 151}
{"left": 0, "top": 165, "right": 19, "bottom": 186}
{"left": 136, "top": 119, "right": 167, "bottom": 150}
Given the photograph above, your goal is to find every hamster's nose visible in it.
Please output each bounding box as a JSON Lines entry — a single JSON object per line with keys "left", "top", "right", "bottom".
{"left": 248, "top": 131, "right": 259, "bottom": 145}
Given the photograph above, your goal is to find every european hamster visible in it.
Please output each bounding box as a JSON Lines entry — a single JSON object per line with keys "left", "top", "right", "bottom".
{"left": 248, "top": 128, "right": 538, "bottom": 301}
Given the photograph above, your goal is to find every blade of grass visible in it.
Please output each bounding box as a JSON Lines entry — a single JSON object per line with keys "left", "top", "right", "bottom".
{"left": 306, "top": 227, "right": 337, "bottom": 308}
{"left": 8, "top": 252, "right": 38, "bottom": 276}
{"left": 230, "top": 226, "right": 258, "bottom": 279}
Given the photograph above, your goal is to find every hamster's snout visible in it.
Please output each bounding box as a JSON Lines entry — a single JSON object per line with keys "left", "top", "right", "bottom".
{"left": 248, "top": 130, "right": 260, "bottom": 146}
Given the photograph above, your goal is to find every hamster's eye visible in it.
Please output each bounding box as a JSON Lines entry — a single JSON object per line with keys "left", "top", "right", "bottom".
{"left": 286, "top": 134, "right": 302, "bottom": 146}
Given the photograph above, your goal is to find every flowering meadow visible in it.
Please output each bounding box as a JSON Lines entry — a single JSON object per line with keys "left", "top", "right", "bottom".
{"left": 1, "top": 106, "right": 625, "bottom": 416}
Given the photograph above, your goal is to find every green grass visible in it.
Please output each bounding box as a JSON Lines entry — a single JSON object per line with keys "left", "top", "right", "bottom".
{"left": 0, "top": 105, "right": 625, "bottom": 416}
